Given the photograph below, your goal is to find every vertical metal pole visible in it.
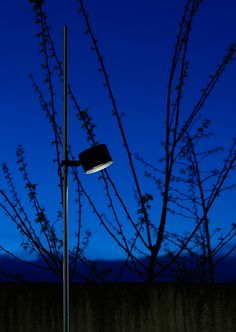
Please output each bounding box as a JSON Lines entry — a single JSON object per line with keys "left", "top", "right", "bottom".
{"left": 63, "top": 25, "right": 70, "bottom": 332}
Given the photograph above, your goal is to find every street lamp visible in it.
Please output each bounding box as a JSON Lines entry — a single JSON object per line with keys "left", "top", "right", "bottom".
{"left": 62, "top": 26, "right": 113, "bottom": 332}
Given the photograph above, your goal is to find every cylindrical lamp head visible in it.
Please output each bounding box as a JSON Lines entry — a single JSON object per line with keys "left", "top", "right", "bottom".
{"left": 79, "top": 144, "right": 113, "bottom": 174}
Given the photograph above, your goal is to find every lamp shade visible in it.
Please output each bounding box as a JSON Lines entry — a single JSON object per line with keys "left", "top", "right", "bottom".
{"left": 79, "top": 144, "right": 113, "bottom": 174}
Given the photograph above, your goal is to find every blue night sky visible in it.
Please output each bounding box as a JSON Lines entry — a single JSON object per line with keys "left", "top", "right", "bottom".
{"left": 0, "top": 0, "right": 236, "bottom": 261}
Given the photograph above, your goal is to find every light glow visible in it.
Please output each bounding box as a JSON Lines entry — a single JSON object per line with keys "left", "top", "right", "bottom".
{"left": 85, "top": 161, "right": 113, "bottom": 174}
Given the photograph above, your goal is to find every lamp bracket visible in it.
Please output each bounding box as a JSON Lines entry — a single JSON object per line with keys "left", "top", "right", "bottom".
{"left": 61, "top": 160, "right": 81, "bottom": 167}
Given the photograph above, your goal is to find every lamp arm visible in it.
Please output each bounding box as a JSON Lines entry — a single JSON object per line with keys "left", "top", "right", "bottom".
{"left": 61, "top": 160, "right": 81, "bottom": 167}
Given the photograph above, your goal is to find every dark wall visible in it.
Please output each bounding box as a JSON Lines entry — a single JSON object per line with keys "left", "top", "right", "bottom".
{"left": 0, "top": 283, "right": 236, "bottom": 332}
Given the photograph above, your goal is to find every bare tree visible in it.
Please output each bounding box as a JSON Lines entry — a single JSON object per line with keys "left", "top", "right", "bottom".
{"left": 0, "top": 0, "right": 236, "bottom": 283}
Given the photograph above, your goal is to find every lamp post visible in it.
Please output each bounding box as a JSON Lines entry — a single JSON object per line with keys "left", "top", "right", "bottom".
{"left": 62, "top": 26, "right": 113, "bottom": 332}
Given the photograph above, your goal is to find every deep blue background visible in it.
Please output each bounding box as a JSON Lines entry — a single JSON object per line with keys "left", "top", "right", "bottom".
{"left": 0, "top": 0, "right": 236, "bottom": 274}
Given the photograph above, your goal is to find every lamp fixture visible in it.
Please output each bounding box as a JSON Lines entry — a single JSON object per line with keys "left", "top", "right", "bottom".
{"left": 61, "top": 144, "right": 113, "bottom": 174}
{"left": 79, "top": 144, "right": 113, "bottom": 174}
